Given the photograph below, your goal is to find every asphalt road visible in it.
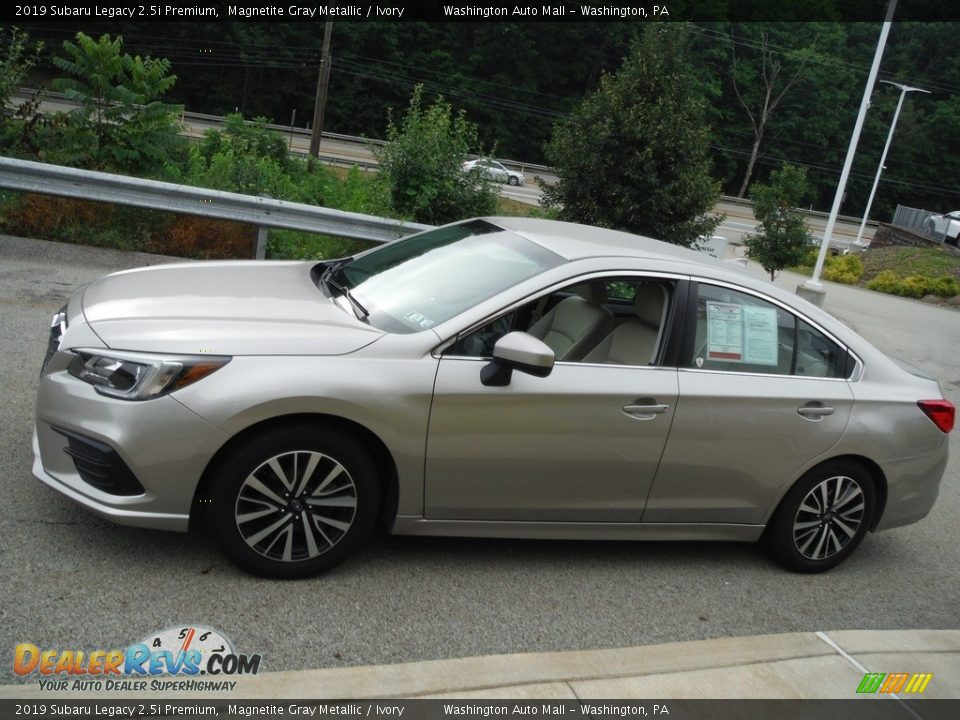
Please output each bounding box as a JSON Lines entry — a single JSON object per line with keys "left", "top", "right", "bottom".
{"left": 0, "top": 234, "right": 957, "bottom": 684}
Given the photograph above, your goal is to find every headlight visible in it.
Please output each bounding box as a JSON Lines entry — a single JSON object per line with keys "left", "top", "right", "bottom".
{"left": 68, "top": 349, "right": 230, "bottom": 401}
{"left": 41, "top": 306, "right": 68, "bottom": 374}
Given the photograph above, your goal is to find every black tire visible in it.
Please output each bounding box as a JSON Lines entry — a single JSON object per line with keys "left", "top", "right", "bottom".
{"left": 764, "top": 459, "right": 876, "bottom": 573}
{"left": 208, "top": 424, "right": 380, "bottom": 579}
{"left": 507, "top": 175, "right": 520, "bottom": 186}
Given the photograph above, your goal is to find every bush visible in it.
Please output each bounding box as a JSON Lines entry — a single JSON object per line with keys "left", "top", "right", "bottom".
{"left": 266, "top": 231, "right": 373, "bottom": 261}
{"left": 930, "top": 276, "right": 960, "bottom": 297}
{"left": 866, "top": 269, "right": 899, "bottom": 294}
{"left": 375, "top": 85, "right": 498, "bottom": 225}
{"left": 322, "top": 166, "right": 391, "bottom": 218}
{"left": 822, "top": 254, "right": 863, "bottom": 285}
{"left": 866, "top": 270, "right": 960, "bottom": 299}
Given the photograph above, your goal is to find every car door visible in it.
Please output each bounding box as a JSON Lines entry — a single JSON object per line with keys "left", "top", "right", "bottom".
{"left": 643, "top": 281, "right": 855, "bottom": 525}
{"left": 483, "top": 160, "right": 508, "bottom": 182}
{"left": 424, "top": 277, "right": 680, "bottom": 522}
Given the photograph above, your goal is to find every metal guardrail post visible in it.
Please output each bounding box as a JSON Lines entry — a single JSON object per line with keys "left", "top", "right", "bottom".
{"left": 256, "top": 227, "right": 269, "bottom": 260}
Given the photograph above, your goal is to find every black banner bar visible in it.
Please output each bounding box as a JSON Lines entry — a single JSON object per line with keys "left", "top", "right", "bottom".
{"left": 4, "top": 1, "right": 960, "bottom": 24}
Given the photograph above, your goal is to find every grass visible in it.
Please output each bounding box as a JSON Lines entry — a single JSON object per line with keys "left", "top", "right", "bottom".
{"left": 496, "top": 194, "right": 547, "bottom": 218}
{"left": 788, "top": 245, "right": 960, "bottom": 300}
{"left": 861, "top": 246, "right": 960, "bottom": 283}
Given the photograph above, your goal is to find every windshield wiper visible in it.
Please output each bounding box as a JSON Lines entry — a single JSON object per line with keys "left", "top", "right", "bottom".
{"left": 322, "top": 263, "right": 369, "bottom": 321}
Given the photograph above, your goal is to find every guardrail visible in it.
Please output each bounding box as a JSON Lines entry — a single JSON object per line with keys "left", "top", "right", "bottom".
{"left": 719, "top": 194, "right": 878, "bottom": 230}
{"left": 0, "top": 156, "right": 433, "bottom": 258}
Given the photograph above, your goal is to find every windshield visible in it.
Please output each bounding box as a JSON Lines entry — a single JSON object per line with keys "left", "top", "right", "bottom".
{"left": 337, "top": 220, "right": 564, "bottom": 333}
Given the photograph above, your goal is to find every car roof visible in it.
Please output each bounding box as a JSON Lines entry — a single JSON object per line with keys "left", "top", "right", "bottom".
{"left": 484, "top": 216, "right": 723, "bottom": 266}
{"left": 482, "top": 215, "right": 820, "bottom": 307}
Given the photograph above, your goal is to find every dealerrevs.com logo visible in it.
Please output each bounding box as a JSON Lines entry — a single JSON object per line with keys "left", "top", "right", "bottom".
{"left": 14, "top": 626, "right": 261, "bottom": 692}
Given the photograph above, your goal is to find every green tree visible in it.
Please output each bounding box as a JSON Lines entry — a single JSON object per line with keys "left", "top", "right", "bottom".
{"left": 1, "top": 27, "right": 42, "bottom": 107}
{"left": 374, "top": 85, "right": 498, "bottom": 225}
{"left": 0, "top": 28, "right": 45, "bottom": 158}
{"left": 725, "top": 23, "right": 849, "bottom": 197}
{"left": 49, "top": 32, "right": 183, "bottom": 175}
{"left": 744, "top": 163, "right": 812, "bottom": 280}
{"left": 182, "top": 114, "right": 298, "bottom": 197}
{"left": 542, "top": 25, "right": 721, "bottom": 247}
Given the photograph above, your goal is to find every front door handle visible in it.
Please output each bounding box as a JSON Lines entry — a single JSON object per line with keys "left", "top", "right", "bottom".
{"left": 798, "top": 403, "right": 834, "bottom": 420}
{"left": 623, "top": 401, "right": 670, "bottom": 420}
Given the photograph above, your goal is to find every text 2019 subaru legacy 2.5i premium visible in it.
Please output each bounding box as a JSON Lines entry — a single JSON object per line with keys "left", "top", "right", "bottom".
{"left": 34, "top": 218, "right": 954, "bottom": 577}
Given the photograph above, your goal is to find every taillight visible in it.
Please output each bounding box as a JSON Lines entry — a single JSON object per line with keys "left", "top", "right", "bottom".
{"left": 918, "top": 399, "right": 955, "bottom": 433}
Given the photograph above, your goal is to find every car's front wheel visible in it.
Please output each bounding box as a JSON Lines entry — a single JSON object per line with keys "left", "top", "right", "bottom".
{"left": 208, "top": 425, "right": 380, "bottom": 578}
{"left": 765, "top": 460, "right": 876, "bottom": 573}
{"left": 508, "top": 175, "right": 520, "bottom": 186}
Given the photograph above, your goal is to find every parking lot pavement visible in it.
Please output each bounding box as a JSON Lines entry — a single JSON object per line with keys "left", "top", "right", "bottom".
{"left": 1, "top": 234, "right": 958, "bottom": 688}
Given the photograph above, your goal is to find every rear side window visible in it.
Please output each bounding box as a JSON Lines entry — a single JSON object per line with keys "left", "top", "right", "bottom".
{"left": 684, "top": 284, "right": 848, "bottom": 378}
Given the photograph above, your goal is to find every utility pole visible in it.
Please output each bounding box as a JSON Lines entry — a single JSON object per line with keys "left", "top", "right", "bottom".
{"left": 309, "top": 21, "right": 333, "bottom": 158}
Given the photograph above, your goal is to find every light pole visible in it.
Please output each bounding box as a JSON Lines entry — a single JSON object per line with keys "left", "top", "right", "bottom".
{"left": 801, "top": 0, "right": 896, "bottom": 306}
{"left": 854, "top": 81, "right": 931, "bottom": 246}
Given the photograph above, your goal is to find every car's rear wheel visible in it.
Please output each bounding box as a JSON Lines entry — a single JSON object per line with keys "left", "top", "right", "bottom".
{"left": 765, "top": 460, "right": 876, "bottom": 573}
{"left": 209, "top": 425, "right": 380, "bottom": 578}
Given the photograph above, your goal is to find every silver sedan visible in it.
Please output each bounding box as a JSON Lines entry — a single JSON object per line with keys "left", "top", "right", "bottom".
{"left": 33, "top": 218, "right": 953, "bottom": 577}
{"left": 462, "top": 158, "right": 525, "bottom": 185}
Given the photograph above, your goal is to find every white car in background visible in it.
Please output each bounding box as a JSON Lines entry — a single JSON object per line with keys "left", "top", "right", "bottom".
{"left": 462, "top": 158, "right": 525, "bottom": 186}
{"left": 923, "top": 210, "right": 960, "bottom": 246}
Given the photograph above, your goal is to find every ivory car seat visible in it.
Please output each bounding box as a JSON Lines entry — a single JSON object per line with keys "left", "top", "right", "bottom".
{"left": 527, "top": 283, "right": 613, "bottom": 361}
{"left": 583, "top": 283, "right": 668, "bottom": 365}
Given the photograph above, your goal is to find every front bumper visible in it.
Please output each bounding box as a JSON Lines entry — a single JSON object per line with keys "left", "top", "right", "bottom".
{"left": 33, "top": 357, "right": 231, "bottom": 532}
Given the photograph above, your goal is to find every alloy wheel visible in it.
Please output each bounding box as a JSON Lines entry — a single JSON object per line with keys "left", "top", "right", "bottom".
{"left": 234, "top": 450, "right": 357, "bottom": 563}
{"left": 792, "top": 474, "right": 865, "bottom": 561}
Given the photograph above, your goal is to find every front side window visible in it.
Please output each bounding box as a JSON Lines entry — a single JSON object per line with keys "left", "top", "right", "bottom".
{"left": 334, "top": 220, "right": 564, "bottom": 334}
{"left": 448, "top": 277, "right": 674, "bottom": 366}
{"left": 685, "top": 283, "right": 848, "bottom": 378}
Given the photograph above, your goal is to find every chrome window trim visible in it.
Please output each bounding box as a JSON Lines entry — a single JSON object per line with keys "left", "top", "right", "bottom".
{"left": 687, "top": 276, "right": 863, "bottom": 382}
{"left": 439, "top": 354, "right": 673, "bottom": 372}
{"left": 678, "top": 367, "right": 853, "bottom": 383}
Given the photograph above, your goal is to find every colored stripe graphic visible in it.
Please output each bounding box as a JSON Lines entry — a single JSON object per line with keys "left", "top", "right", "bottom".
{"left": 880, "top": 672, "right": 909, "bottom": 693}
{"left": 857, "top": 673, "right": 885, "bottom": 693}
{"left": 903, "top": 673, "right": 933, "bottom": 694}
{"left": 857, "top": 672, "right": 933, "bottom": 694}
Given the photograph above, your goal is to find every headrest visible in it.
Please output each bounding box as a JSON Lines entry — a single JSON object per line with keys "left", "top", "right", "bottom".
{"left": 633, "top": 283, "right": 667, "bottom": 326}
{"left": 570, "top": 282, "right": 607, "bottom": 305}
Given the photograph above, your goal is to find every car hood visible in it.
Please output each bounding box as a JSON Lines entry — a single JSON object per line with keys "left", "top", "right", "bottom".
{"left": 80, "top": 261, "right": 384, "bottom": 356}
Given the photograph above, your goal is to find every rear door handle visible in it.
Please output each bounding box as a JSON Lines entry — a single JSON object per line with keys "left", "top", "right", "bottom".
{"left": 798, "top": 404, "right": 834, "bottom": 420}
{"left": 623, "top": 401, "right": 670, "bottom": 420}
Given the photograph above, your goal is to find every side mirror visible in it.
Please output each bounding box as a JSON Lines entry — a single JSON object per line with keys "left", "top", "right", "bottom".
{"left": 481, "top": 332, "right": 555, "bottom": 387}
